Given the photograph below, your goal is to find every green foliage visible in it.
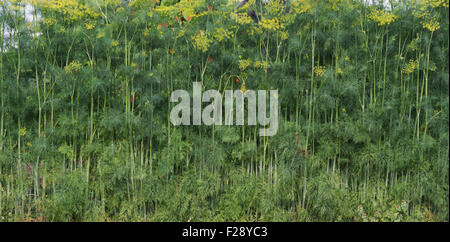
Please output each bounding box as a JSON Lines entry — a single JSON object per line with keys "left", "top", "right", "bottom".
{"left": 0, "top": 0, "right": 448, "bottom": 221}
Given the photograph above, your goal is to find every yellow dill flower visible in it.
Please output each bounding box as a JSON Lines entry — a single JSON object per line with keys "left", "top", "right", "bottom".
{"left": 177, "top": 30, "right": 185, "bottom": 38}
{"left": 213, "top": 28, "right": 232, "bottom": 42}
{"left": 336, "top": 68, "right": 343, "bottom": 75}
{"left": 233, "top": 12, "right": 253, "bottom": 25}
{"left": 266, "top": 0, "right": 286, "bottom": 16}
{"left": 422, "top": 0, "right": 449, "bottom": 9}
{"left": 85, "top": 22, "right": 95, "bottom": 30}
{"left": 42, "top": 17, "right": 57, "bottom": 26}
{"left": 290, "top": 0, "right": 312, "bottom": 14}
{"left": 36, "top": 0, "right": 101, "bottom": 22}
{"left": 253, "top": 60, "right": 269, "bottom": 69}
{"left": 345, "top": 56, "right": 350, "bottom": 62}
{"left": 249, "top": 26, "right": 264, "bottom": 36}
{"left": 402, "top": 60, "right": 418, "bottom": 75}
{"left": 314, "top": 66, "right": 326, "bottom": 77}
{"left": 259, "top": 17, "right": 283, "bottom": 31}
{"left": 153, "top": 0, "right": 207, "bottom": 20}
{"left": 239, "top": 58, "right": 252, "bottom": 71}
{"left": 280, "top": 31, "right": 289, "bottom": 40}
{"left": 192, "top": 30, "right": 212, "bottom": 52}
{"left": 414, "top": 0, "right": 445, "bottom": 32}
{"left": 19, "top": 127, "right": 27, "bottom": 137}
{"left": 64, "top": 61, "right": 82, "bottom": 74}
{"left": 130, "top": 0, "right": 155, "bottom": 8}
{"left": 421, "top": 17, "right": 440, "bottom": 31}
{"left": 368, "top": 9, "right": 398, "bottom": 26}
{"left": 241, "top": 84, "right": 247, "bottom": 93}
{"left": 112, "top": 40, "right": 119, "bottom": 47}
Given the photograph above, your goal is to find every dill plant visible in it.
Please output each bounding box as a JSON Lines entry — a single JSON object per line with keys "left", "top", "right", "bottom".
{"left": 0, "top": 0, "right": 447, "bottom": 222}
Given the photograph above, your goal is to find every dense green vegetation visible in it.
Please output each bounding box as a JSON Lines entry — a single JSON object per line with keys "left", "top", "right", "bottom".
{"left": 0, "top": 0, "right": 448, "bottom": 222}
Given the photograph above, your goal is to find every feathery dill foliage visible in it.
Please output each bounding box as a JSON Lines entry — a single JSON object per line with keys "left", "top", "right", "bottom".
{"left": 0, "top": 0, "right": 448, "bottom": 222}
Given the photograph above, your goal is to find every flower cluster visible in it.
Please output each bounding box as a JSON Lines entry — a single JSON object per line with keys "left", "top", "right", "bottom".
{"left": 64, "top": 61, "right": 82, "bottom": 74}
{"left": 42, "top": 17, "right": 57, "bottom": 26}
{"left": 421, "top": 16, "right": 440, "bottom": 32}
{"left": 259, "top": 17, "right": 283, "bottom": 31}
{"left": 402, "top": 59, "right": 418, "bottom": 75}
{"left": 290, "top": 0, "right": 312, "bottom": 14}
{"left": 213, "top": 27, "right": 232, "bottom": 42}
{"left": 239, "top": 58, "right": 252, "bottom": 71}
{"left": 233, "top": 12, "right": 254, "bottom": 25}
{"left": 153, "top": 0, "right": 207, "bottom": 21}
{"left": 36, "top": 0, "right": 100, "bottom": 22}
{"left": 422, "top": 0, "right": 449, "bottom": 8}
{"left": 368, "top": 9, "right": 398, "bottom": 26}
{"left": 314, "top": 66, "right": 326, "bottom": 77}
{"left": 192, "top": 30, "right": 212, "bottom": 53}
{"left": 85, "top": 22, "right": 95, "bottom": 30}
{"left": 266, "top": 0, "right": 286, "bottom": 16}
{"left": 253, "top": 60, "right": 270, "bottom": 69}
{"left": 413, "top": 0, "right": 448, "bottom": 31}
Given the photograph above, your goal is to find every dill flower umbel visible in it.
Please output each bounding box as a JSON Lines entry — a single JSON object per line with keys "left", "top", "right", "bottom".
{"left": 233, "top": 12, "right": 254, "bottom": 25}
{"left": 290, "top": 0, "right": 312, "bottom": 14}
{"left": 253, "top": 60, "right": 270, "bottom": 69}
{"left": 401, "top": 59, "right": 418, "bottom": 75}
{"left": 259, "top": 17, "right": 283, "bottom": 31}
{"left": 85, "top": 22, "right": 95, "bottom": 30}
{"left": 239, "top": 58, "right": 252, "bottom": 71}
{"left": 213, "top": 28, "right": 232, "bottom": 42}
{"left": 192, "top": 30, "right": 212, "bottom": 52}
{"left": 421, "top": 0, "right": 449, "bottom": 8}
{"left": 413, "top": 0, "right": 448, "bottom": 31}
{"left": 42, "top": 17, "right": 57, "bottom": 26}
{"left": 37, "top": 0, "right": 100, "bottom": 22}
{"left": 368, "top": 9, "right": 398, "bottom": 26}
{"left": 314, "top": 66, "right": 326, "bottom": 77}
{"left": 280, "top": 31, "right": 289, "bottom": 40}
{"left": 64, "top": 61, "right": 82, "bottom": 74}
{"left": 19, "top": 127, "right": 27, "bottom": 137}
{"left": 421, "top": 16, "right": 440, "bottom": 31}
